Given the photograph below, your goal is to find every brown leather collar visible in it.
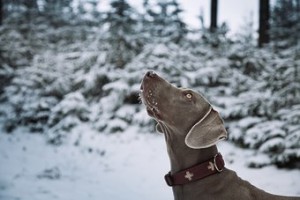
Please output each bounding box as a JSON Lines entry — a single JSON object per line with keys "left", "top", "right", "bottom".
{"left": 164, "top": 153, "right": 225, "bottom": 186}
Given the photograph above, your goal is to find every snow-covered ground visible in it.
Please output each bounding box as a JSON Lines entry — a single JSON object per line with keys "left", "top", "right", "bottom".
{"left": 1, "top": 125, "right": 300, "bottom": 200}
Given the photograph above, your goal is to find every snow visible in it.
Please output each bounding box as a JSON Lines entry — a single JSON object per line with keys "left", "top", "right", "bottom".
{"left": 1, "top": 126, "right": 299, "bottom": 200}
{"left": 1, "top": 2, "right": 300, "bottom": 199}
{"left": 152, "top": 44, "right": 170, "bottom": 57}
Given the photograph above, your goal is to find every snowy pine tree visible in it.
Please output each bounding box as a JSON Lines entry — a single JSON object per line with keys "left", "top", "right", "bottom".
{"left": 104, "top": 0, "right": 142, "bottom": 68}
{"left": 143, "top": 0, "right": 188, "bottom": 44}
{"left": 270, "top": 0, "right": 300, "bottom": 49}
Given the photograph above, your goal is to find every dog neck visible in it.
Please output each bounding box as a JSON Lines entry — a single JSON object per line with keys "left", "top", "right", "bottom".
{"left": 162, "top": 124, "right": 218, "bottom": 173}
{"left": 162, "top": 125, "right": 219, "bottom": 200}
{"left": 167, "top": 138, "right": 218, "bottom": 174}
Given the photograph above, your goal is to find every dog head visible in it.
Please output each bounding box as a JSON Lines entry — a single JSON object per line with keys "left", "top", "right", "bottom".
{"left": 140, "top": 71, "right": 227, "bottom": 149}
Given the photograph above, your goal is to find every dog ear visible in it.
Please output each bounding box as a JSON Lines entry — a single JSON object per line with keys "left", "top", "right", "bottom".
{"left": 185, "top": 109, "right": 227, "bottom": 149}
{"left": 156, "top": 123, "right": 163, "bottom": 133}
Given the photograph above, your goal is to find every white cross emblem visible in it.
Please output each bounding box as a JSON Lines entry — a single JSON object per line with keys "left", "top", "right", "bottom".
{"left": 184, "top": 171, "right": 194, "bottom": 181}
{"left": 208, "top": 161, "right": 215, "bottom": 171}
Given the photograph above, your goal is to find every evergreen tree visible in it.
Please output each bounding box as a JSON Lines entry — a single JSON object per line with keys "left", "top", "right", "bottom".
{"left": 143, "top": 0, "right": 187, "bottom": 44}
{"left": 198, "top": 0, "right": 229, "bottom": 48}
{"left": 42, "top": 0, "right": 74, "bottom": 25}
{"left": 169, "top": 0, "right": 188, "bottom": 43}
{"left": 104, "top": 0, "right": 141, "bottom": 68}
{"left": 270, "top": 0, "right": 300, "bottom": 49}
{"left": 43, "top": 0, "right": 73, "bottom": 15}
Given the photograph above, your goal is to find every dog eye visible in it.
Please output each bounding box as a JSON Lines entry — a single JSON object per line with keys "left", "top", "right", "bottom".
{"left": 185, "top": 93, "right": 192, "bottom": 99}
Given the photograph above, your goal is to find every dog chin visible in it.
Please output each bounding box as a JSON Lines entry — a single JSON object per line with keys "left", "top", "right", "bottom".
{"left": 146, "top": 106, "right": 162, "bottom": 120}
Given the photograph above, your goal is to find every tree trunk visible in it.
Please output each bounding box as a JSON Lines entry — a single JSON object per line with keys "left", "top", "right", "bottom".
{"left": 297, "top": 0, "right": 300, "bottom": 20}
{"left": 0, "top": 0, "right": 3, "bottom": 25}
{"left": 258, "top": 0, "right": 270, "bottom": 48}
{"left": 210, "top": 0, "right": 218, "bottom": 32}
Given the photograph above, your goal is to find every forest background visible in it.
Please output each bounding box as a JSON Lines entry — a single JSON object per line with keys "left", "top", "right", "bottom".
{"left": 0, "top": 0, "right": 300, "bottom": 199}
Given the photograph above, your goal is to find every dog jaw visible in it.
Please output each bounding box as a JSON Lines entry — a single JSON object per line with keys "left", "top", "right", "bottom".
{"left": 140, "top": 75, "right": 162, "bottom": 119}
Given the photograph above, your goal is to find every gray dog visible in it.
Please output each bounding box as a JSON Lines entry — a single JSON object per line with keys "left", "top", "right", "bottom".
{"left": 140, "top": 71, "right": 300, "bottom": 200}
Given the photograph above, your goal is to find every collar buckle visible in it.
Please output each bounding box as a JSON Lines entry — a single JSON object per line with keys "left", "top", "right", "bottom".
{"left": 214, "top": 153, "right": 224, "bottom": 172}
{"left": 164, "top": 172, "right": 174, "bottom": 186}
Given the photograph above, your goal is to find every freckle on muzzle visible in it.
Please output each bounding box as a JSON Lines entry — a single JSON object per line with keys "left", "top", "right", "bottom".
{"left": 140, "top": 71, "right": 166, "bottom": 119}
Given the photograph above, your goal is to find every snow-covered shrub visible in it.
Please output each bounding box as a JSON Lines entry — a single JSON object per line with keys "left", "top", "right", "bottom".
{"left": 244, "top": 121, "right": 286, "bottom": 149}
{"left": 246, "top": 154, "right": 272, "bottom": 168}
{"left": 223, "top": 43, "right": 300, "bottom": 168}
{"left": 1, "top": 49, "right": 110, "bottom": 140}
{"left": 259, "top": 137, "right": 285, "bottom": 154}
{"left": 93, "top": 79, "right": 132, "bottom": 133}
{"left": 2, "top": 65, "right": 58, "bottom": 132}
{"left": 0, "top": 64, "right": 14, "bottom": 97}
{"left": 0, "top": 26, "right": 33, "bottom": 68}
{"left": 49, "top": 92, "right": 89, "bottom": 126}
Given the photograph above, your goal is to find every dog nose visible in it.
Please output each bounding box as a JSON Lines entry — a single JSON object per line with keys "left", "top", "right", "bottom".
{"left": 146, "top": 71, "right": 156, "bottom": 78}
